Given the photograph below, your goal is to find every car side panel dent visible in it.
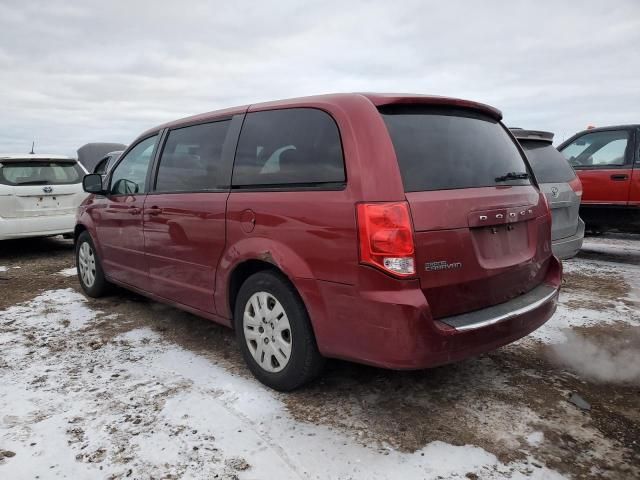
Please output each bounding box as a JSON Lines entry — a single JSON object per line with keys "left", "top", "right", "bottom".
{"left": 215, "top": 236, "right": 315, "bottom": 319}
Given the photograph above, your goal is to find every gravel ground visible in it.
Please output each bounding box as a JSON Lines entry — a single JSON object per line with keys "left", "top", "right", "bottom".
{"left": 0, "top": 234, "right": 639, "bottom": 479}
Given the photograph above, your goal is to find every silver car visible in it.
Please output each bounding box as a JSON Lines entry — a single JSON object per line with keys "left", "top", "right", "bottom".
{"left": 511, "top": 129, "right": 585, "bottom": 259}
{"left": 93, "top": 150, "right": 124, "bottom": 174}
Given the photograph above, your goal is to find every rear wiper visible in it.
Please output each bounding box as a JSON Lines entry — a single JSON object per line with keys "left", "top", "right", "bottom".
{"left": 495, "top": 172, "right": 529, "bottom": 182}
{"left": 16, "top": 180, "right": 50, "bottom": 185}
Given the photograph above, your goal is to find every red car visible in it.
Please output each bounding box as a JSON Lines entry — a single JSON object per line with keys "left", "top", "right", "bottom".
{"left": 76, "top": 93, "right": 561, "bottom": 390}
{"left": 558, "top": 124, "right": 640, "bottom": 233}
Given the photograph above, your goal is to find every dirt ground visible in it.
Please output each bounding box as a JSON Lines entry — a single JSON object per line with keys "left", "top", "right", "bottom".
{"left": 1, "top": 234, "right": 639, "bottom": 479}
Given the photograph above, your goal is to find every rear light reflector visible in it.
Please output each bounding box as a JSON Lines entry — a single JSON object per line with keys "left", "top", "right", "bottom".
{"left": 357, "top": 202, "right": 416, "bottom": 277}
{"left": 569, "top": 177, "right": 583, "bottom": 197}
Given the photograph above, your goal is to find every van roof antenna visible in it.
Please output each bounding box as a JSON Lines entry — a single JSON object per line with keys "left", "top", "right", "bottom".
{"left": 29, "top": 141, "right": 35, "bottom": 154}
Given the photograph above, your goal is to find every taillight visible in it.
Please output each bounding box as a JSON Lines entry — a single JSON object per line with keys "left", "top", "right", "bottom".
{"left": 357, "top": 202, "right": 416, "bottom": 277}
{"left": 569, "top": 176, "right": 583, "bottom": 197}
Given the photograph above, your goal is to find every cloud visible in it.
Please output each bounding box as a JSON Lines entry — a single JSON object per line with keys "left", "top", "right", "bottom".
{"left": 1, "top": 0, "right": 639, "bottom": 154}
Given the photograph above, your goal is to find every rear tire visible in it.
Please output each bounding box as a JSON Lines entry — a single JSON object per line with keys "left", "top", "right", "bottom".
{"left": 76, "top": 231, "right": 110, "bottom": 297}
{"left": 234, "top": 270, "right": 325, "bottom": 391}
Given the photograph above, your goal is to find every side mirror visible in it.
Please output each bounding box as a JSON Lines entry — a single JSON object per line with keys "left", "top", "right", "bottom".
{"left": 83, "top": 173, "right": 105, "bottom": 194}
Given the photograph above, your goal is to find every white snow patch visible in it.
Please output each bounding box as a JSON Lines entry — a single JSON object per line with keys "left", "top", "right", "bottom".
{"left": 0, "top": 290, "right": 565, "bottom": 479}
{"left": 1, "top": 288, "right": 98, "bottom": 330}
{"left": 526, "top": 431, "right": 544, "bottom": 447}
{"left": 533, "top": 300, "right": 638, "bottom": 344}
{"left": 531, "top": 238, "right": 640, "bottom": 344}
{"left": 581, "top": 234, "right": 640, "bottom": 253}
{"left": 57, "top": 267, "right": 77, "bottom": 277}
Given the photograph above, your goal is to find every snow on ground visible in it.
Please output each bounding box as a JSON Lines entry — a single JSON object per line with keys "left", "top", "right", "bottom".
{"left": 1, "top": 234, "right": 639, "bottom": 479}
{"left": 1, "top": 266, "right": 21, "bottom": 273}
{"left": 56, "top": 267, "right": 77, "bottom": 277}
{"left": 0, "top": 289, "right": 563, "bottom": 479}
{"left": 529, "top": 237, "right": 640, "bottom": 344}
{"left": 524, "top": 236, "right": 640, "bottom": 386}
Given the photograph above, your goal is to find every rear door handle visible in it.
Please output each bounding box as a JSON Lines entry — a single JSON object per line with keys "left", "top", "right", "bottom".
{"left": 146, "top": 206, "right": 163, "bottom": 216}
{"left": 128, "top": 207, "right": 141, "bottom": 215}
{"left": 610, "top": 174, "right": 629, "bottom": 181}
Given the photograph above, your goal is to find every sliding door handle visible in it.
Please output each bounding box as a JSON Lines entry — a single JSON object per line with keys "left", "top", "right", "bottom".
{"left": 146, "top": 206, "right": 163, "bottom": 216}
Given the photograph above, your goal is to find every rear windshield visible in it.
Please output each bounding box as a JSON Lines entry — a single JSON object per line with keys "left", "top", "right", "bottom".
{"left": 0, "top": 160, "right": 83, "bottom": 186}
{"left": 379, "top": 106, "right": 531, "bottom": 192}
{"left": 519, "top": 140, "right": 576, "bottom": 183}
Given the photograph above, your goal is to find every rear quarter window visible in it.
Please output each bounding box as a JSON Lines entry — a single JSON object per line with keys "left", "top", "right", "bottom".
{"left": 519, "top": 141, "right": 576, "bottom": 183}
{"left": 379, "top": 106, "right": 531, "bottom": 192}
{"left": 232, "top": 108, "right": 345, "bottom": 188}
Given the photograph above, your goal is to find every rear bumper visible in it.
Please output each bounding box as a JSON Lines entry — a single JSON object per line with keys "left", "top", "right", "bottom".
{"left": 0, "top": 214, "right": 75, "bottom": 240}
{"left": 300, "top": 256, "right": 562, "bottom": 370}
{"left": 440, "top": 282, "right": 557, "bottom": 331}
{"left": 552, "top": 218, "right": 585, "bottom": 259}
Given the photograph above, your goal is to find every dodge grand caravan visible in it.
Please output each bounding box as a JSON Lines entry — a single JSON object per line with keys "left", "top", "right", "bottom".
{"left": 76, "top": 93, "right": 561, "bottom": 391}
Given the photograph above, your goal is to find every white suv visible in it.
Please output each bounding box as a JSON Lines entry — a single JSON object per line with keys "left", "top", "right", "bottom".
{"left": 0, "top": 154, "right": 88, "bottom": 240}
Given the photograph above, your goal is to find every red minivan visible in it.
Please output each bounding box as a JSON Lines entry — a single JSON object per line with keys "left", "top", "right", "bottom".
{"left": 76, "top": 93, "right": 561, "bottom": 390}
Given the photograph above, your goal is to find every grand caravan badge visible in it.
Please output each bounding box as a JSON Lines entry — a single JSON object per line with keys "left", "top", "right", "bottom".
{"left": 425, "top": 260, "right": 463, "bottom": 272}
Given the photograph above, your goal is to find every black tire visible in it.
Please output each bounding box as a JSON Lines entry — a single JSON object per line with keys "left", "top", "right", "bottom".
{"left": 234, "top": 270, "right": 325, "bottom": 391}
{"left": 76, "top": 231, "right": 110, "bottom": 297}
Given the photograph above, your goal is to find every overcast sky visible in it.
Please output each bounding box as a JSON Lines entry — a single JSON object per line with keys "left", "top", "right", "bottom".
{"left": 1, "top": 0, "right": 638, "bottom": 156}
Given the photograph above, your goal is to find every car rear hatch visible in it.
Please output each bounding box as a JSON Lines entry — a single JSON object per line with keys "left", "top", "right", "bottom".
{"left": 0, "top": 158, "right": 84, "bottom": 218}
{"left": 538, "top": 182, "right": 580, "bottom": 240}
{"left": 379, "top": 105, "right": 552, "bottom": 319}
{"left": 512, "top": 133, "right": 581, "bottom": 241}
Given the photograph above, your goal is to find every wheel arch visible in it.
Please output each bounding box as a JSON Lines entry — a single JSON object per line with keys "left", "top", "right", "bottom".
{"left": 227, "top": 259, "right": 283, "bottom": 322}
{"left": 74, "top": 223, "right": 87, "bottom": 243}
{"left": 73, "top": 219, "right": 105, "bottom": 262}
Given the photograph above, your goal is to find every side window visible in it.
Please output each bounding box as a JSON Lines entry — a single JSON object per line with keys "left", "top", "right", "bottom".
{"left": 232, "top": 108, "right": 345, "bottom": 187}
{"left": 560, "top": 130, "right": 629, "bottom": 168}
{"left": 155, "top": 120, "right": 231, "bottom": 192}
{"left": 109, "top": 135, "right": 158, "bottom": 195}
{"left": 94, "top": 157, "right": 109, "bottom": 174}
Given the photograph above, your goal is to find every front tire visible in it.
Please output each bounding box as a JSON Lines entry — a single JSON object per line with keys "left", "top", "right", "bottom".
{"left": 76, "top": 231, "right": 110, "bottom": 297}
{"left": 234, "top": 270, "right": 324, "bottom": 391}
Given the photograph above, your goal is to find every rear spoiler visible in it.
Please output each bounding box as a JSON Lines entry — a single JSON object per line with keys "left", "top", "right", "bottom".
{"left": 509, "top": 128, "right": 554, "bottom": 143}
{"left": 362, "top": 93, "right": 503, "bottom": 121}
{"left": 0, "top": 157, "right": 77, "bottom": 164}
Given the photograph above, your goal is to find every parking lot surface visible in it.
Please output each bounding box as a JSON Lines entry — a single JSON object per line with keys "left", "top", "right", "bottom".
{"left": 1, "top": 235, "right": 638, "bottom": 479}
